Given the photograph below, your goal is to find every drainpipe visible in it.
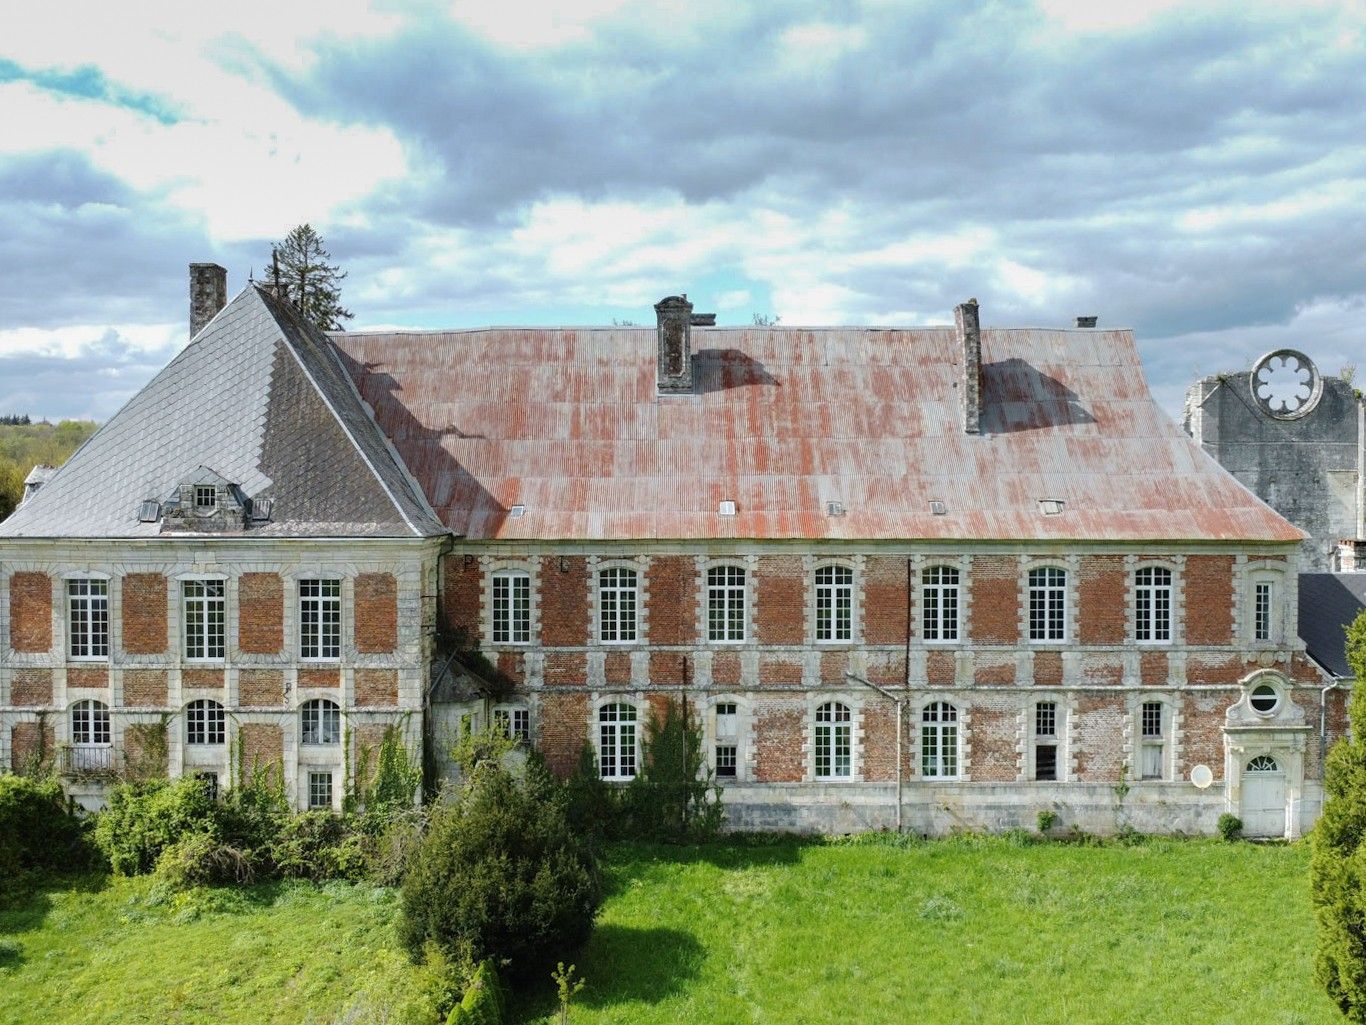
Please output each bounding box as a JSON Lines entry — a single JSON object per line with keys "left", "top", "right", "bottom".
{"left": 845, "top": 671, "right": 903, "bottom": 834}
{"left": 1321, "top": 678, "right": 1340, "bottom": 778}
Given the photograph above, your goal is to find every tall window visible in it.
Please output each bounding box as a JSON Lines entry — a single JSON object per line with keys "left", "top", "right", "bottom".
{"left": 300, "top": 699, "right": 341, "bottom": 745}
{"left": 491, "top": 571, "right": 531, "bottom": 644}
{"left": 186, "top": 699, "right": 226, "bottom": 745}
{"left": 921, "top": 702, "right": 960, "bottom": 778}
{"left": 707, "top": 566, "right": 746, "bottom": 642}
{"left": 67, "top": 578, "right": 109, "bottom": 659}
{"left": 299, "top": 579, "right": 342, "bottom": 660}
{"left": 308, "top": 770, "right": 334, "bottom": 810}
{"left": 1028, "top": 567, "right": 1067, "bottom": 642}
{"left": 922, "top": 566, "right": 960, "bottom": 642}
{"left": 183, "top": 579, "right": 225, "bottom": 660}
{"left": 598, "top": 567, "right": 638, "bottom": 643}
{"left": 70, "top": 699, "right": 110, "bottom": 745}
{"left": 1140, "top": 701, "right": 1165, "bottom": 780}
{"left": 814, "top": 565, "right": 853, "bottom": 642}
{"left": 1134, "top": 567, "right": 1173, "bottom": 643}
{"left": 814, "top": 702, "right": 852, "bottom": 780}
{"left": 598, "top": 703, "right": 638, "bottom": 781}
{"left": 714, "top": 701, "right": 739, "bottom": 779}
{"left": 1034, "top": 701, "right": 1059, "bottom": 781}
{"left": 1254, "top": 580, "right": 1274, "bottom": 642}
{"left": 493, "top": 705, "right": 531, "bottom": 743}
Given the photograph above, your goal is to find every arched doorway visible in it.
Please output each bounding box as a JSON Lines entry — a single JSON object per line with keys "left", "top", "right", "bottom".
{"left": 1240, "top": 755, "right": 1287, "bottom": 837}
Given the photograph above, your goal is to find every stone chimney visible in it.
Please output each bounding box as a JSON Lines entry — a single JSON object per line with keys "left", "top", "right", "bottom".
{"left": 656, "top": 294, "right": 695, "bottom": 393}
{"left": 955, "top": 299, "right": 982, "bottom": 435}
{"left": 1076, "top": 316, "right": 1098, "bottom": 328}
{"left": 190, "top": 263, "right": 227, "bottom": 338}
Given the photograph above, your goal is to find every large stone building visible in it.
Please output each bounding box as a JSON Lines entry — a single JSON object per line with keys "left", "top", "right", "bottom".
{"left": 0, "top": 267, "right": 1341, "bottom": 838}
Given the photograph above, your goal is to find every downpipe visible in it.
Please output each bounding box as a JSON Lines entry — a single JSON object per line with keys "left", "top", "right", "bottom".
{"left": 846, "top": 671, "right": 904, "bottom": 834}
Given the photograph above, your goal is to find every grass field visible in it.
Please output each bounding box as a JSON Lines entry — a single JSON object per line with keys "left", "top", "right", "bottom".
{"left": 0, "top": 837, "right": 1344, "bottom": 1025}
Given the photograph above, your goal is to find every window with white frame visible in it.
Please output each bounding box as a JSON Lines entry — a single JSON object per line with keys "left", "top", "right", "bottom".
{"left": 308, "top": 770, "right": 334, "bottom": 810}
{"left": 1134, "top": 567, "right": 1173, "bottom": 643}
{"left": 299, "top": 579, "right": 342, "bottom": 660}
{"left": 598, "top": 567, "right": 638, "bottom": 643}
{"left": 1034, "top": 701, "right": 1059, "bottom": 781}
{"left": 491, "top": 571, "right": 531, "bottom": 644}
{"left": 67, "top": 578, "right": 109, "bottom": 659}
{"left": 1028, "top": 567, "right": 1067, "bottom": 642}
{"left": 922, "top": 566, "right": 960, "bottom": 642}
{"left": 814, "top": 701, "right": 852, "bottom": 780}
{"left": 300, "top": 698, "right": 341, "bottom": 745}
{"left": 598, "top": 703, "right": 638, "bottom": 780}
{"left": 493, "top": 705, "right": 531, "bottom": 743}
{"left": 707, "top": 565, "right": 746, "bottom": 642}
{"left": 1140, "top": 701, "right": 1166, "bottom": 780}
{"left": 70, "top": 699, "right": 110, "bottom": 745}
{"left": 814, "top": 565, "right": 854, "bottom": 642}
{"left": 921, "top": 702, "right": 960, "bottom": 778}
{"left": 195, "top": 771, "right": 220, "bottom": 801}
{"left": 182, "top": 579, "right": 225, "bottom": 661}
{"left": 1251, "top": 576, "right": 1279, "bottom": 643}
{"left": 714, "top": 701, "right": 739, "bottom": 779}
{"left": 186, "top": 699, "right": 226, "bottom": 745}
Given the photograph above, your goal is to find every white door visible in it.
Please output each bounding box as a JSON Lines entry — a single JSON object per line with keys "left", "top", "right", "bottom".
{"left": 1240, "top": 755, "right": 1287, "bottom": 837}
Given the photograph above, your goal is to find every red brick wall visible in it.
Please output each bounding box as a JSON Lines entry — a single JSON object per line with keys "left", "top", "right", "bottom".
{"left": 297, "top": 668, "right": 340, "bottom": 689}
{"left": 969, "top": 701, "right": 1018, "bottom": 781}
{"left": 183, "top": 668, "right": 225, "bottom": 690}
{"left": 646, "top": 556, "right": 696, "bottom": 645}
{"left": 759, "top": 653, "right": 804, "bottom": 686}
{"left": 603, "top": 651, "right": 632, "bottom": 685}
{"left": 124, "top": 670, "right": 168, "bottom": 706}
{"left": 541, "top": 557, "right": 589, "bottom": 646}
{"left": 355, "top": 669, "right": 399, "bottom": 707}
{"left": 754, "top": 700, "right": 805, "bottom": 782}
{"left": 1033, "top": 651, "right": 1063, "bottom": 686}
{"left": 11, "top": 721, "right": 55, "bottom": 773}
{"left": 124, "top": 723, "right": 169, "bottom": 780}
{"left": 926, "top": 650, "right": 956, "bottom": 686}
{"left": 122, "top": 573, "right": 168, "bottom": 654}
{"left": 755, "top": 556, "right": 804, "bottom": 645}
{"left": 650, "top": 651, "right": 687, "bottom": 686}
{"left": 712, "top": 651, "right": 742, "bottom": 686}
{"left": 863, "top": 557, "right": 909, "bottom": 645}
{"left": 67, "top": 666, "right": 109, "bottom": 689}
{"left": 543, "top": 652, "right": 587, "bottom": 686}
{"left": 862, "top": 703, "right": 896, "bottom": 782}
{"left": 1185, "top": 556, "right": 1234, "bottom": 645}
{"left": 239, "top": 669, "right": 285, "bottom": 706}
{"left": 1140, "top": 651, "right": 1168, "bottom": 685}
{"left": 538, "top": 691, "right": 588, "bottom": 776}
{"left": 238, "top": 573, "right": 283, "bottom": 654}
{"left": 9, "top": 669, "right": 52, "bottom": 706}
{"left": 971, "top": 557, "right": 1019, "bottom": 644}
{"left": 441, "top": 555, "right": 482, "bottom": 639}
{"left": 239, "top": 723, "right": 283, "bottom": 780}
{"left": 355, "top": 573, "right": 398, "bottom": 653}
{"left": 1078, "top": 556, "right": 1126, "bottom": 645}
{"left": 1071, "top": 695, "right": 1124, "bottom": 781}
{"left": 9, "top": 572, "right": 51, "bottom": 652}
{"left": 1180, "top": 692, "right": 1228, "bottom": 779}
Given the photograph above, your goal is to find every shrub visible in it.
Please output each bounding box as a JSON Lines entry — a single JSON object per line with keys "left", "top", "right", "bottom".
{"left": 446, "top": 960, "right": 504, "bottom": 1025}
{"left": 95, "top": 776, "right": 218, "bottom": 875}
{"left": 563, "top": 743, "right": 618, "bottom": 845}
{"left": 399, "top": 763, "right": 601, "bottom": 983}
{"left": 1217, "top": 813, "right": 1243, "bottom": 842}
{"left": 365, "top": 807, "right": 429, "bottom": 887}
{"left": 0, "top": 773, "right": 91, "bottom": 875}
{"left": 365, "top": 726, "right": 423, "bottom": 815}
{"left": 271, "top": 812, "right": 368, "bottom": 882}
{"left": 1036, "top": 809, "right": 1058, "bottom": 835}
{"left": 217, "top": 760, "right": 289, "bottom": 855}
{"left": 622, "top": 697, "right": 723, "bottom": 842}
{"left": 155, "top": 831, "right": 256, "bottom": 888}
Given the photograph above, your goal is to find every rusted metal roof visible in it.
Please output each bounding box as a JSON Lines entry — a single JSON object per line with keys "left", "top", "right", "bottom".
{"left": 330, "top": 324, "right": 1304, "bottom": 544}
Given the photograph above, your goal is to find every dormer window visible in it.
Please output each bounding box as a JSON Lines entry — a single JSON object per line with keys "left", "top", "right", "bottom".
{"left": 194, "top": 485, "right": 217, "bottom": 511}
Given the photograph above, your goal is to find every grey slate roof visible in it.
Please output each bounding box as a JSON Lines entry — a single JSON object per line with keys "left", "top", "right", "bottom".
{"left": 0, "top": 285, "right": 445, "bottom": 540}
{"left": 1299, "top": 573, "right": 1366, "bottom": 678}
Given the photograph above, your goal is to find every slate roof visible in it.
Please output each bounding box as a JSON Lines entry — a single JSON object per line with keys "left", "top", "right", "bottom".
{"left": 1299, "top": 573, "right": 1366, "bottom": 678}
{"left": 331, "top": 324, "right": 1305, "bottom": 544}
{"left": 0, "top": 286, "right": 444, "bottom": 540}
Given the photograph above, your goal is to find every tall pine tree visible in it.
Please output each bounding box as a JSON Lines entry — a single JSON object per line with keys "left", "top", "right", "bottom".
{"left": 270, "top": 224, "right": 353, "bottom": 330}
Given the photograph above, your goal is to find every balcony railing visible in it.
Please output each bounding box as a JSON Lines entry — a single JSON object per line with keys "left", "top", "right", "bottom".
{"left": 59, "top": 744, "right": 115, "bottom": 777}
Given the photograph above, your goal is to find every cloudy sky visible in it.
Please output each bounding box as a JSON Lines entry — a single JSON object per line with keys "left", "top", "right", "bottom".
{"left": 2, "top": 0, "right": 1364, "bottom": 423}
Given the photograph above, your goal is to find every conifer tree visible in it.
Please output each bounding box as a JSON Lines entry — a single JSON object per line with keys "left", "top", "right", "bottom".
{"left": 270, "top": 224, "right": 353, "bottom": 330}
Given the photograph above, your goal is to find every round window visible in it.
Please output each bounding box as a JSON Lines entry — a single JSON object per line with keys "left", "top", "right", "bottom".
{"left": 1250, "top": 684, "right": 1279, "bottom": 715}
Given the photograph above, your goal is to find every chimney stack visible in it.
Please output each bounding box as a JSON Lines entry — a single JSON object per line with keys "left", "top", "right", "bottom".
{"left": 656, "top": 294, "right": 695, "bottom": 393}
{"left": 1076, "top": 315, "right": 1098, "bottom": 328}
{"left": 955, "top": 299, "right": 982, "bottom": 435}
{"left": 190, "top": 263, "right": 227, "bottom": 338}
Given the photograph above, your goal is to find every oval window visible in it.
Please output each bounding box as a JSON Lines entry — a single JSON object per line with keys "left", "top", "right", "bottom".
{"left": 1250, "top": 684, "right": 1279, "bottom": 715}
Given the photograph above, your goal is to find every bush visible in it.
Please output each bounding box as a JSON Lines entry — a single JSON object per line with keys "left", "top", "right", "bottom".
{"left": 622, "top": 697, "right": 723, "bottom": 842}
{"left": 446, "top": 960, "right": 504, "bottom": 1025}
{"left": 399, "top": 763, "right": 601, "bottom": 984}
{"left": 365, "top": 807, "right": 429, "bottom": 887}
{"left": 95, "top": 776, "right": 218, "bottom": 875}
{"left": 155, "top": 832, "right": 255, "bottom": 887}
{"left": 1217, "top": 813, "right": 1243, "bottom": 842}
{"left": 271, "top": 812, "right": 368, "bottom": 882}
{"left": 563, "top": 744, "right": 619, "bottom": 845}
{"left": 0, "top": 774, "right": 91, "bottom": 875}
{"left": 1036, "top": 809, "right": 1058, "bottom": 835}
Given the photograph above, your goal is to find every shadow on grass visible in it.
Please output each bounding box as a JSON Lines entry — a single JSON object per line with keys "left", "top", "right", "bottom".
{"left": 600, "top": 834, "right": 810, "bottom": 897}
{"left": 0, "top": 871, "right": 109, "bottom": 934}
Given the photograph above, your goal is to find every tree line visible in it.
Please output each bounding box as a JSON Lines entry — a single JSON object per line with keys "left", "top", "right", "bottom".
{"left": 0, "top": 419, "right": 98, "bottom": 520}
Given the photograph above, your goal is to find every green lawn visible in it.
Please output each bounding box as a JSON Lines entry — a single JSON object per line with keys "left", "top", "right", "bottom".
{"left": 0, "top": 837, "right": 1345, "bottom": 1025}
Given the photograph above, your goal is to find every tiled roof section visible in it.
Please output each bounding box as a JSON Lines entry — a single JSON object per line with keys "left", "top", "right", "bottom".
{"left": 1299, "top": 573, "right": 1366, "bottom": 679}
{"left": 331, "top": 324, "right": 1304, "bottom": 543}
{"left": 0, "top": 286, "right": 443, "bottom": 539}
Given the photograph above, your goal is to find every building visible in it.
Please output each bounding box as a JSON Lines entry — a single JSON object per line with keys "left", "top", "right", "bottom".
{"left": 0, "top": 267, "right": 1339, "bottom": 837}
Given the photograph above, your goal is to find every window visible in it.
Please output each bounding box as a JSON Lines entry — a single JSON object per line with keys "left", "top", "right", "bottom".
{"left": 707, "top": 566, "right": 746, "bottom": 642}
{"left": 1034, "top": 701, "right": 1059, "bottom": 781}
{"left": 922, "top": 566, "right": 960, "bottom": 642}
{"left": 814, "top": 565, "right": 853, "bottom": 642}
{"left": 491, "top": 571, "right": 531, "bottom": 644}
{"left": 182, "top": 579, "right": 225, "bottom": 661}
{"left": 715, "top": 701, "right": 739, "bottom": 779}
{"left": 1028, "top": 568, "right": 1067, "bottom": 642}
{"left": 1254, "top": 580, "right": 1274, "bottom": 642}
{"left": 308, "top": 770, "right": 334, "bottom": 810}
{"left": 493, "top": 706, "right": 531, "bottom": 743}
{"left": 599, "top": 567, "right": 638, "bottom": 643}
{"left": 299, "top": 579, "right": 342, "bottom": 660}
{"left": 598, "top": 703, "right": 638, "bottom": 780}
{"left": 814, "top": 702, "right": 852, "bottom": 780}
{"left": 1134, "top": 567, "right": 1172, "bottom": 643}
{"left": 71, "top": 699, "right": 110, "bottom": 745}
{"left": 1140, "top": 701, "right": 1165, "bottom": 780}
{"left": 194, "top": 484, "right": 217, "bottom": 511}
{"left": 195, "top": 772, "right": 219, "bottom": 801}
{"left": 1250, "top": 684, "right": 1280, "bottom": 716}
{"left": 67, "top": 578, "right": 109, "bottom": 659}
{"left": 921, "top": 702, "right": 960, "bottom": 778}
{"left": 186, "top": 699, "right": 226, "bottom": 745}
{"left": 301, "top": 699, "right": 341, "bottom": 745}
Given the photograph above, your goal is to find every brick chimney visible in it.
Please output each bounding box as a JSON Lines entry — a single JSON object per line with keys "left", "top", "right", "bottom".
{"left": 955, "top": 299, "right": 982, "bottom": 435}
{"left": 190, "top": 263, "right": 227, "bottom": 338}
{"left": 1340, "top": 538, "right": 1363, "bottom": 573}
{"left": 656, "top": 294, "right": 695, "bottom": 393}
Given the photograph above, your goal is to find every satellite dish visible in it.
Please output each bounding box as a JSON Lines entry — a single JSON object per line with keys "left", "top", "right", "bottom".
{"left": 1191, "top": 765, "right": 1214, "bottom": 789}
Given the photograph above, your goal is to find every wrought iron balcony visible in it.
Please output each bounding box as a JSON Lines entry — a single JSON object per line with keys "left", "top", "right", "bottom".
{"left": 59, "top": 744, "right": 115, "bottom": 778}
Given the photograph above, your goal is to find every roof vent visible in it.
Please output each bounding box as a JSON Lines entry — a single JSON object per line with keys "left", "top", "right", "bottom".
{"left": 509, "top": 504, "right": 526, "bottom": 518}
{"left": 718, "top": 500, "right": 737, "bottom": 516}
{"left": 1075, "top": 316, "right": 1098, "bottom": 328}
{"left": 1039, "top": 499, "right": 1065, "bottom": 516}
{"left": 137, "top": 500, "right": 161, "bottom": 523}
{"left": 826, "top": 501, "right": 845, "bottom": 517}
{"left": 249, "top": 497, "right": 273, "bottom": 523}
{"left": 929, "top": 500, "right": 947, "bottom": 516}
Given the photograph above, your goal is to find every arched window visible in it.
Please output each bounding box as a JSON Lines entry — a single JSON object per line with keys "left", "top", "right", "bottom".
{"left": 707, "top": 566, "right": 746, "bottom": 642}
{"left": 599, "top": 567, "right": 639, "bottom": 643}
{"left": 1134, "top": 567, "right": 1173, "bottom": 643}
{"left": 814, "top": 565, "right": 854, "bottom": 642}
{"left": 1027, "top": 567, "right": 1067, "bottom": 641}
{"left": 300, "top": 698, "right": 341, "bottom": 745}
{"left": 1247, "top": 755, "right": 1280, "bottom": 773}
{"left": 814, "top": 702, "right": 852, "bottom": 780}
{"left": 71, "top": 699, "right": 110, "bottom": 746}
{"left": 186, "top": 699, "right": 226, "bottom": 745}
{"left": 921, "top": 702, "right": 959, "bottom": 778}
{"left": 598, "top": 703, "right": 638, "bottom": 781}
{"left": 922, "top": 566, "right": 960, "bottom": 642}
